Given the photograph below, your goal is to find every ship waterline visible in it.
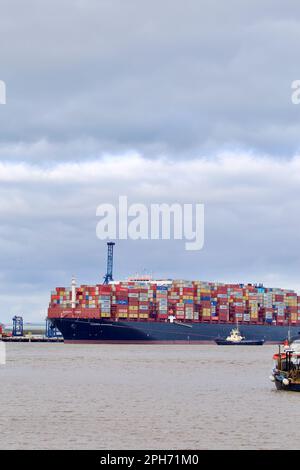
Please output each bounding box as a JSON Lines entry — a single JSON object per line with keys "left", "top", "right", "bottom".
{"left": 48, "top": 278, "right": 300, "bottom": 344}
{"left": 51, "top": 317, "right": 300, "bottom": 344}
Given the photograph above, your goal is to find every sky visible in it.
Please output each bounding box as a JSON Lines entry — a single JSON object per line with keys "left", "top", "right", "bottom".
{"left": 1, "top": 0, "right": 300, "bottom": 322}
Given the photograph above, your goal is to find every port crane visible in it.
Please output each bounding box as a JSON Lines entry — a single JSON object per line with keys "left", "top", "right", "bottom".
{"left": 103, "top": 242, "right": 115, "bottom": 284}
{"left": 12, "top": 316, "right": 23, "bottom": 337}
{"left": 45, "top": 318, "right": 61, "bottom": 338}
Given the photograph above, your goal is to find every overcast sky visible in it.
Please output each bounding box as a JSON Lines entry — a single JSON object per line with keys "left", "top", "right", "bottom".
{"left": 1, "top": 0, "right": 300, "bottom": 322}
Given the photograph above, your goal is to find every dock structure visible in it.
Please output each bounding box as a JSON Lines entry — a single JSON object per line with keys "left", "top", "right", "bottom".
{"left": 1, "top": 336, "right": 64, "bottom": 343}
{"left": 0, "top": 316, "right": 64, "bottom": 343}
{"left": 12, "top": 316, "right": 23, "bottom": 337}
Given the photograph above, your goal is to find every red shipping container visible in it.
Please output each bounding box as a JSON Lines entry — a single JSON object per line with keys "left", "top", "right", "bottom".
{"left": 231, "top": 306, "right": 244, "bottom": 313}
{"left": 183, "top": 287, "right": 194, "bottom": 294}
{"left": 219, "top": 313, "right": 229, "bottom": 322}
{"left": 218, "top": 299, "right": 228, "bottom": 305}
{"left": 115, "top": 287, "right": 128, "bottom": 293}
{"left": 99, "top": 286, "right": 112, "bottom": 294}
{"left": 81, "top": 308, "right": 99, "bottom": 319}
{"left": 157, "top": 314, "right": 168, "bottom": 319}
{"left": 217, "top": 287, "right": 228, "bottom": 293}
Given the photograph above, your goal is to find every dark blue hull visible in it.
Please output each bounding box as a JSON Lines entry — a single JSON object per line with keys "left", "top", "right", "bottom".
{"left": 275, "top": 377, "right": 300, "bottom": 392}
{"left": 51, "top": 318, "right": 300, "bottom": 344}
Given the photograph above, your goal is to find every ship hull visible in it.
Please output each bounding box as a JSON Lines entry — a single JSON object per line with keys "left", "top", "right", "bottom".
{"left": 51, "top": 318, "right": 300, "bottom": 344}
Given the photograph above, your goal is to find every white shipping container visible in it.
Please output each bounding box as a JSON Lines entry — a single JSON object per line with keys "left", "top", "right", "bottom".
{"left": 139, "top": 305, "right": 149, "bottom": 310}
{"left": 219, "top": 305, "right": 229, "bottom": 310}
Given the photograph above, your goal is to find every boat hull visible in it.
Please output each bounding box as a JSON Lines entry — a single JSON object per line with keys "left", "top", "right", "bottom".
{"left": 274, "top": 377, "right": 300, "bottom": 392}
{"left": 50, "top": 318, "right": 300, "bottom": 344}
{"left": 215, "top": 339, "right": 264, "bottom": 345}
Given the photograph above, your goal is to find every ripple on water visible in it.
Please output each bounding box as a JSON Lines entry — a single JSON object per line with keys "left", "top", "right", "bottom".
{"left": 0, "top": 344, "right": 299, "bottom": 449}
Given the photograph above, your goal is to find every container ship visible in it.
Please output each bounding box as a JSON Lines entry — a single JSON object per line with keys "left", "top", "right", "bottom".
{"left": 47, "top": 243, "right": 300, "bottom": 344}
{"left": 47, "top": 277, "right": 300, "bottom": 344}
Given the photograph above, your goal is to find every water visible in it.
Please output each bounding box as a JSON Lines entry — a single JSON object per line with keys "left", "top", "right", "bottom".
{"left": 0, "top": 343, "right": 299, "bottom": 450}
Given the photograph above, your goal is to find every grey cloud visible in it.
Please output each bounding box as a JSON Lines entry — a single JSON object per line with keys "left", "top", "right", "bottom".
{"left": 1, "top": 1, "right": 300, "bottom": 156}
{"left": 0, "top": 2, "right": 300, "bottom": 323}
{"left": 0, "top": 152, "right": 299, "bottom": 322}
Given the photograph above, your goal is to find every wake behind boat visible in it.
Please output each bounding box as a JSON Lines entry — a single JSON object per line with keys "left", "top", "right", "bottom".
{"left": 215, "top": 327, "right": 265, "bottom": 345}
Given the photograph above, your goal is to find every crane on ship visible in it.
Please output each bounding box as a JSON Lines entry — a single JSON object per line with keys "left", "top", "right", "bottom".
{"left": 103, "top": 242, "right": 115, "bottom": 284}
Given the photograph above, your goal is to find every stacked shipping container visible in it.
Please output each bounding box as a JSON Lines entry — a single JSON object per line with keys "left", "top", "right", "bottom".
{"left": 48, "top": 281, "right": 300, "bottom": 326}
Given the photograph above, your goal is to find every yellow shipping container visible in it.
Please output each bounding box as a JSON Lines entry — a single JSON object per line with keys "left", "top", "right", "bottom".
{"left": 117, "top": 312, "right": 128, "bottom": 318}
{"left": 202, "top": 308, "right": 211, "bottom": 316}
{"left": 100, "top": 312, "right": 111, "bottom": 318}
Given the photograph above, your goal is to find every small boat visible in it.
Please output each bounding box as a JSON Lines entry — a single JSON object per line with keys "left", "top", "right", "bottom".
{"left": 270, "top": 336, "right": 300, "bottom": 391}
{"left": 215, "top": 327, "right": 264, "bottom": 345}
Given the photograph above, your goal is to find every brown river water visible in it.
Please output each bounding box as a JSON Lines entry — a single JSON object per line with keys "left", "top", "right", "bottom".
{"left": 0, "top": 343, "right": 299, "bottom": 450}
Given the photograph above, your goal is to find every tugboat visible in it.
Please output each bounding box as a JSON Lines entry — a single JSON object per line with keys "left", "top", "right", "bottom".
{"left": 215, "top": 326, "right": 264, "bottom": 345}
{"left": 270, "top": 336, "right": 300, "bottom": 391}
